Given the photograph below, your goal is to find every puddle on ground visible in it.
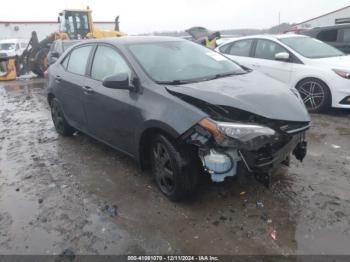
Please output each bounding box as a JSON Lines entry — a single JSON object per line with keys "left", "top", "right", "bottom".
{"left": 1, "top": 79, "right": 350, "bottom": 255}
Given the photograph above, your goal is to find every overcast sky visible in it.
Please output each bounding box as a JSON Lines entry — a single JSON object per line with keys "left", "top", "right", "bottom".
{"left": 1, "top": 0, "right": 350, "bottom": 34}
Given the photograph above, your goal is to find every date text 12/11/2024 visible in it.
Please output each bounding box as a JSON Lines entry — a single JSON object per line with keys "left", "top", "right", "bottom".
{"left": 127, "top": 256, "right": 220, "bottom": 261}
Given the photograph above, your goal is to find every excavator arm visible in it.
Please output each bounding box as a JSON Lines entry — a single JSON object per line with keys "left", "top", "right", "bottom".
{"left": 16, "top": 31, "right": 69, "bottom": 77}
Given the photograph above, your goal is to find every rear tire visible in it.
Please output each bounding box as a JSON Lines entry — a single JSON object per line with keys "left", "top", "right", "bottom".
{"left": 296, "top": 78, "right": 331, "bottom": 113}
{"left": 50, "top": 98, "right": 75, "bottom": 136}
{"left": 150, "top": 134, "right": 198, "bottom": 201}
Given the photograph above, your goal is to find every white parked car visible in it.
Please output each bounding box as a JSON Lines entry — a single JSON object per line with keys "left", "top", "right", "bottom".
{"left": 0, "top": 39, "right": 29, "bottom": 58}
{"left": 216, "top": 34, "right": 350, "bottom": 112}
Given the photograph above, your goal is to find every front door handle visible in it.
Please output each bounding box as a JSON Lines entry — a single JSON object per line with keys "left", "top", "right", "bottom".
{"left": 82, "top": 86, "right": 94, "bottom": 95}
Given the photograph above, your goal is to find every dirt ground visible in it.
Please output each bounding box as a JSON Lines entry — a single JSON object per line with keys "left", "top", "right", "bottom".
{"left": 0, "top": 78, "right": 350, "bottom": 256}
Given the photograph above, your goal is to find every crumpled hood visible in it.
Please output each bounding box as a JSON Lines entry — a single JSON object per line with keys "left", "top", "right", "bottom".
{"left": 166, "top": 71, "right": 310, "bottom": 122}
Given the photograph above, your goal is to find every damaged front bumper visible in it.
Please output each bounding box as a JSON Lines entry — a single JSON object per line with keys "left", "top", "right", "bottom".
{"left": 182, "top": 119, "right": 309, "bottom": 187}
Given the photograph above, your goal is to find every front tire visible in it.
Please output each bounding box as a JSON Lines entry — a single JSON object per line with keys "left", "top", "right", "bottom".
{"left": 151, "top": 134, "right": 198, "bottom": 201}
{"left": 50, "top": 98, "right": 75, "bottom": 136}
{"left": 296, "top": 78, "right": 331, "bottom": 113}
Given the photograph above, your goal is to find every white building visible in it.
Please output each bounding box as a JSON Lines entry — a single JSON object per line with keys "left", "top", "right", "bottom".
{"left": 0, "top": 21, "right": 116, "bottom": 41}
{"left": 294, "top": 5, "right": 350, "bottom": 30}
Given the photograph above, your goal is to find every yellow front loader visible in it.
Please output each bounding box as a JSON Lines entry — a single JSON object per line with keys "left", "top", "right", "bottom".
{"left": 1, "top": 7, "right": 126, "bottom": 81}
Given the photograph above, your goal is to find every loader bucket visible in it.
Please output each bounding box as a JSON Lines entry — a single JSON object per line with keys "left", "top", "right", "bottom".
{"left": 0, "top": 57, "right": 17, "bottom": 81}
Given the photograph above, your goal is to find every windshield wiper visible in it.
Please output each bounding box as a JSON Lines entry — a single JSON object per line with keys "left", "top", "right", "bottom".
{"left": 157, "top": 79, "right": 197, "bottom": 85}
{"left": 157, "top": 71, "right": 248, "bottom": 85}
{"left": 207, "top": 71, "right": 247, "bottom": 81}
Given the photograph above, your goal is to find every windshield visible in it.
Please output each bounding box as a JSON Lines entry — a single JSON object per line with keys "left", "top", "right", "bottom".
{"left": 0, "top": 43, "right": 16, "bottom": 51}
{"left": 280, "top": 37, "right": 344, "bottom": 59}
{"left": 59, "top": 11, "right": 90, "bottom": 39}
{"left": 128, "top": 40, "right": 246, "bottom": 84}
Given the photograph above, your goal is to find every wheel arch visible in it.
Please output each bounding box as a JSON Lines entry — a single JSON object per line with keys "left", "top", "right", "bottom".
{"left": 138, "top": 125, "right": 180, "bottom": 171}
{"left": 47, "top": 92, "right": 55, "bottom": 105}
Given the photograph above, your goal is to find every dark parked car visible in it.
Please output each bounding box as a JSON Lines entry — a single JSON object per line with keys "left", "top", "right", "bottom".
{"left": 47, "top": 37, "right": 310, "bottom": 201}
{"left": 47, "top": 39, "right": 81, "bottom": 66}
{"left": 302, "top": 24, "right": 350, "bottom": 54}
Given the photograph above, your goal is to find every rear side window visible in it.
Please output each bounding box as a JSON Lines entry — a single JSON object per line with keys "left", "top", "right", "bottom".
{"left": 317, "top": 29, "right": 338, "bottom": 42}
{"left": 254, "top": 39, "right": 287, "bottom": 60}
{"left": 91, "top": 45, "right": 131, "bottom": 81}
{"left": 341, "top": 28, "right": 350, "bottom": 42}
{"left": 67, "top": 45, "right": 93, "bottom": 75}
{"left": 226, "top": 39, "right": 253, "bottom": 57}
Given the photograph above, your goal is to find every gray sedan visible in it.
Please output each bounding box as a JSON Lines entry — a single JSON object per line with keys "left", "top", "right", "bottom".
{"left": 47, "top": 36, "right": 310, "bottom": 201}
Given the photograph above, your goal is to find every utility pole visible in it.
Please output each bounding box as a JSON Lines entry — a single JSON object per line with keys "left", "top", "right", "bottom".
{"left": 278, "top": 12, "right": 281, "bottom": 25}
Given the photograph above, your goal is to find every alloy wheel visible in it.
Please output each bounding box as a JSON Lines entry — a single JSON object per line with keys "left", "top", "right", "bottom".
{"left": 152, "top": 142, "right": 176, "bottom": 195}
{"left": 297, "top": 81, "right": 325, "bottom": 110}
{"left": 51, "top": 101, "right": 64, "bottom": 133}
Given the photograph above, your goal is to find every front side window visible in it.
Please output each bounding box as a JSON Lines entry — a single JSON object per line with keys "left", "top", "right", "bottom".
{"left": 254, "top": 39, "right": 287, "bottom": 60}
{"left": 317, "top": 29, "right": 338, "bottom": 42}
{"left": 91, "top": 45, "right": 131, "bottom": 81}
{"left": 128, "top": 40, "right": 246, "bottom": 83}
{"left": 280, "top": 36, "right": 344, "bottom": 59}
{"left": 218, "top": 44, "right": 231, "bottom": 54}
{"left": 66, "top": 45, "right": 92, "bottom": 75}
{"left": 227, "top": 39, "right": 254, "bottom": 57}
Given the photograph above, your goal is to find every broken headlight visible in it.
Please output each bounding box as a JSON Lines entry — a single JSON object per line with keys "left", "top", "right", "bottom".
{"left": 199, "top": 118, "right": 276, "bottom": 150}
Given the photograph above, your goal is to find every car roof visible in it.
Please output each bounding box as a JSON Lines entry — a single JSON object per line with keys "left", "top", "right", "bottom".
{"left": 218, "top": 34, "right": 308, "bottom": 44}
{"left": 308, "top": 24, "right": 350, "bottom": 31}
{"left": 74, "top": 36, "right": 186, "bottom": 46}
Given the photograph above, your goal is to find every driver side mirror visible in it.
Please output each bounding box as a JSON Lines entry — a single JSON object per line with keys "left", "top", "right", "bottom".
{"left": 103, "top": 73, "right": 138, "bottom": 92}
{"left": 275, "top": 52, "right": 290, "bottom": 62}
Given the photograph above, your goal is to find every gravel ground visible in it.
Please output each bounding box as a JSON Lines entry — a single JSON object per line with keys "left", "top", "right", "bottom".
{"left": 0, "top": 78, "right": 350, "bottom": 255}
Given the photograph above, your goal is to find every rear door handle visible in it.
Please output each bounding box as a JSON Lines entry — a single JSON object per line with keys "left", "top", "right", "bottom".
{"left": 82, "top": 86, "right": 94, "bottom": 95}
